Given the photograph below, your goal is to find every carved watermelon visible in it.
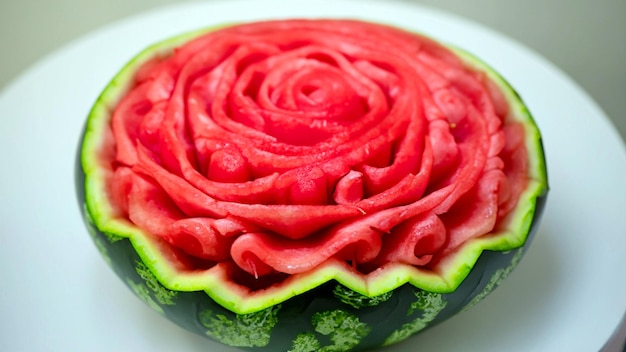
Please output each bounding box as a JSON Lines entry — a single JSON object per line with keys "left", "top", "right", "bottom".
{"left": 76, "top": 19, "right": 548, "bottom": 351}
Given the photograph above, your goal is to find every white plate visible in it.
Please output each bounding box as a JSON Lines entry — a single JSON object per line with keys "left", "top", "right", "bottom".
{"left": 1, "top": 1, "right": 625, "bottom": 351}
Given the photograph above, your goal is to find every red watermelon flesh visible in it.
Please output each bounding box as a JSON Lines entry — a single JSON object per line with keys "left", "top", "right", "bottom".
{"left": 105, "top": 19, "right": 528, "bottom": 287}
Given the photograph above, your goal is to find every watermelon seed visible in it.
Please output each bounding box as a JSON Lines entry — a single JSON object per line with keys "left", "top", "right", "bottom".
{"left": 247, "top": 258, "right": 259, "bottom": 279}
{"left": 369, "top": 226, "right": 391, "bottom": 235}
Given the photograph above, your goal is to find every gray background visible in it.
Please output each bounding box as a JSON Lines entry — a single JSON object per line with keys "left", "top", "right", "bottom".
{"left": 1, "top": 0, "right": 625, "bottom": 143}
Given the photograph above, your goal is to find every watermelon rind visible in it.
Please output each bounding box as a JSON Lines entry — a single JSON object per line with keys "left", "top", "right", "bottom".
{"left": 76, "top": 21, "right": 548, "bottom": 350}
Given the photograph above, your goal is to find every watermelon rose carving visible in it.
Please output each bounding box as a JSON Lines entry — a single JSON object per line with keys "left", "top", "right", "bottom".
{"left": 78, "top": 19, "right": 547, "bottom": 350}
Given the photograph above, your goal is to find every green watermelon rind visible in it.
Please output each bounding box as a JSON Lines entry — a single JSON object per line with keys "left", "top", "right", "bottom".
{"left": 79, "top": 24, "right": 548, "bottom": 315}
{"left": 77, "top": 197, "right": 544, "bottom": 351}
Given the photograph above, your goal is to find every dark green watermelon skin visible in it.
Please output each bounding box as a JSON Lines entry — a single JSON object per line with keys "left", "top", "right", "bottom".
{"left": 75, "top": 132, "right": 547, "bottom": 351}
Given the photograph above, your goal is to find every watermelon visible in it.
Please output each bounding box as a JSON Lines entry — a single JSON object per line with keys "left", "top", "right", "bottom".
{"left": 76, "top": 19, "right": 548, "bottom": 351}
